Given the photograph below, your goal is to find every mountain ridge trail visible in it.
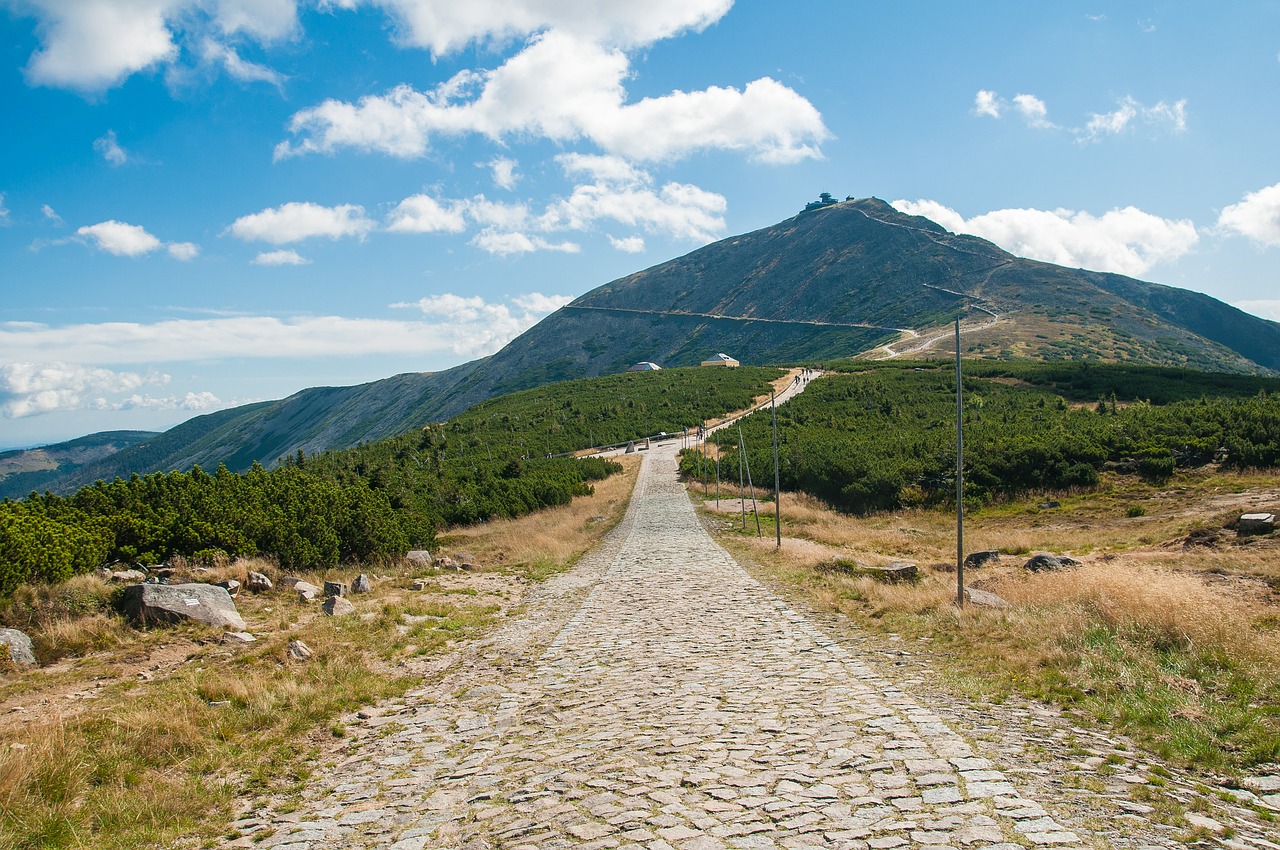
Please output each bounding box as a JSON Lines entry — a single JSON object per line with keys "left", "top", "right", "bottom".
{"left": 232, "top": 442, "right": 1136, "bottom": 850}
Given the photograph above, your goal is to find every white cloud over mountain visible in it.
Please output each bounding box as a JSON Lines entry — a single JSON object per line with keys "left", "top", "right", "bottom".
{"left": 1217, "top": 181, "right": 1280, "bottom": 247}
{"left": 891, "top": 199, "right": 1198, "bottom": 277}
{"left": 0, "top": 361, "right": 166, "bottom": 418}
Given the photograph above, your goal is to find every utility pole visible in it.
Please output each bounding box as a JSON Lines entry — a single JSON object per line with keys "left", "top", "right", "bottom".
{"left": 955, "top": 318, "right": 965, "bottom": 609}
{"left": 771, "top": 389, "right": 781, "bottom": 548}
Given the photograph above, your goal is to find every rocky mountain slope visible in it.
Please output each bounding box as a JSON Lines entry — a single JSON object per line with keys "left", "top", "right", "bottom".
{"left": 18, "top": 197, "right": 1280, "bottom": 496}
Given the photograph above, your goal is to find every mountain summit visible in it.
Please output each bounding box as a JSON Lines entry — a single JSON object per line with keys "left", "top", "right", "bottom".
{"left": 11, "top": 197, "right": 1279, "bottom": 496}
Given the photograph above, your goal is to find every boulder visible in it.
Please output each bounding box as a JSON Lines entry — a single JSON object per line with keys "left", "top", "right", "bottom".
{"left": 964, "top": 588, "right": 1010, "bottom": 609}
{"left": 438, "top": 556, "right": 458, "bottom": 571}
{"left": 406, "top": 550, "right": 434, "bottom": 566}
{"left": 323, "top": 581, "right": 347, "bottom": 598}
{"left": 110, "top": 569, "right": 147, "bottom": 583}
{"left": 216, "top": 579, "right": 241, "bottom": 598}
{"left": 246, "top": 571, "right": 273, "bottom": 592}
{"left": 1023, "top": 554, "right": 1081, "bottom": 573}
{"left": 1238, "top": 513, "right": 1276, "bottom": 535}
{"left": 118, "top": 583, "right": 246, "bottom": 630}
{"left": 351, "top": 573, "right": 372, "bottom": 594}
{"left": 454, "top": 552, "right": 478, "bottom": 569}
{"left": 870, "top": 561, "right": 919, "bottom": 583}
{"left": 322, "top": 596, "right": 355, "bottom": 617}
{"left": 293, "top": 581, "right": 321, "bottom": 602}
{"left": 412, "top": 578, "right": 430, "bottom": 591}
{"left": 963, "top": 550, "right": 1000, "bottom": 570}
{"left": 0, "top": 628, "right": 37, "bottom": 669}
{"left": 287, "top": 640, "right": 313, "bottom": 661}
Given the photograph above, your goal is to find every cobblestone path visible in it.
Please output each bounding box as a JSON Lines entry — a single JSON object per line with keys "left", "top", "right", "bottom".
{"left": 245, "top": 444, "right": 1092, "bottom": 849}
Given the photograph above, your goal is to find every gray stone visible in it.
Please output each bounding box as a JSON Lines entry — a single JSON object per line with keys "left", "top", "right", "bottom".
{"left": 963, "top": 550, "right": 1000, "bottom": 570}
{"left": 1238, "top": 512, "right": 1275, "bottom": 535}
{"left": 412, "top": 578, "right": 430, "bottom": 591}
{"left": 287, "top": 639, "right": 313, "bottom": 660}
{"left": 1022, "top": 554, "right": 1080, "bottom": 573}
{"left": 964, "top": 588, "right": 1010, "bottom": 609}
{"left": 0, "top": 628, "right": 37, "bottom": 668}
{"left": 869, "top": 561, "right": 918, "bottom": 583}
{"left": 246, "top": 571, "right": 273, "bottom": 592}
{"left": 216, "top": 578, "right": 241, "bottom": 598}
{"left": 352, "top": 573, "right": 372, "bottom": 594}
{"left": 406, "top": 550, "right": 434, "bottom": 566}
{"left": 454, "top": 552, "right": 479, "bottom": 569}
{"left": 1243, "top": 775, "right": 1280, "bottom": 793}
{"left": 117, "top": 582, "right": 246, "bottom": 630}
{"left": 221, "top": 631, "right": 257, "bottom": 644}
{"left": 324, "top": 580, "right": 348, "bottom": 598}
{"left": 322, "top": 596, "right": 356, "bottom": 616}
{"left": 110, "top": 569, "right": 147, "bottom": 583}
{"left": 293, "top": 580, "right": 321, "bottom": 601}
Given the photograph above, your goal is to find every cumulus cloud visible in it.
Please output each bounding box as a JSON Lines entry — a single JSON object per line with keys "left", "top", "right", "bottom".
{"left": 1012, "top": 94, "right": 1053, "bottom": 129}
{"left": 470, "top": 230, "right": 580, "bottom": 256}
{"left": 333, "top": 0, "right": 733, "bottom": 55}
{"left": 0, "top": 361, "right": 168, "bottom": 418}
{"left": 488, "top": 156, "right": 520, "bottom": 190}
{"left": 385, "top": 194, "right": 469, "bottom": 233}
{"left": 275, "top": 30, "right": 828, "bottom": 164}
{"left": 94, "top": 130, "right": 128, "bottom": 165}
{"left": 390, "top": 291, "right": 572, "bottom": 354}
{"left": 973, "top": 90, "right": 1054, "bottom": 128}
{"left": 75, "top": 219, "right": 197, "bottom": 259}
{"left": 77, "top": 220, "right": 163, "bottom": 256}
{"left": 114, "top": 390, "right": 223, "bottom": 411}
{"left": 608, "top": 234, "right": 645, "bottom": 253}
{"left": 974, "top": 89, "right": 1001, "bottom": 118}
{"left": 252, "top": 249, "right": 310, "bottom": 265}
{"left": 1217, "top": 181, "right": 1280, "bottom": 247}
{"left": 891, "top": 199, "right": 1199, "bottom": 277}
{"left": 228, "top": 202, "right": 376, "bottom": 244}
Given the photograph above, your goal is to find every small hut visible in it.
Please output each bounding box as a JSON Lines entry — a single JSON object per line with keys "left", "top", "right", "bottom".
{"left": 700, "top": 352, "right": 740, "bottom": 367}
{"left": 627, "top": 361, "right": 663, "bottom": 372}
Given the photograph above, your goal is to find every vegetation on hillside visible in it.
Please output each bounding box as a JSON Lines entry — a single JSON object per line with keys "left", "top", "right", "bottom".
{"left": 0, "top": 367, "right": 781, "bottom": 599}
{"left": 690, "top": 362, "right": 1280, "bottom": 515}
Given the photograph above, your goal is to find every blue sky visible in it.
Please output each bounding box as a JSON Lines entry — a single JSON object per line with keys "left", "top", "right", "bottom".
{"left": 2, "top": 1, "right": 1279, "bottom": 449}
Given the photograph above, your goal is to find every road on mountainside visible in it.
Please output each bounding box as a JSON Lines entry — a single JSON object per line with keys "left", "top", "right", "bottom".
{"left": 237, "top": 442, "right": 1096, "bottom": 850}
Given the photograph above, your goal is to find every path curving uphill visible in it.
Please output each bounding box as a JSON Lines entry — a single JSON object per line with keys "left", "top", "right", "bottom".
{"left": 241, "top": 443, "right": 1089, "bottom": 849}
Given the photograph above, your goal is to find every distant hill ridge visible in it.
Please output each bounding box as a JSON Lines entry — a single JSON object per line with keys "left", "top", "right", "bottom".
{"left": 13, "top": 197, "right": 1279, "bottom": 497}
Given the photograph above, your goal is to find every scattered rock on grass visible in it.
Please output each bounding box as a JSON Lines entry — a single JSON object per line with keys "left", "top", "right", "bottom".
{"left": 323, "top": 580, "right": 347, "bottom": 598}
{"left": 221, "top": 631, "right": 257, "bottom": 644}
{"left": 1238, "top": 512, "right": 1276, "bottom": 536}
{"left": 216, "top": 578, "right": 241, "bottom": 597}
{"left": 871, "top": 561, "right": 919, "bottom": 583}
{"left": 351, "top": 573, "right": 372, "bottom": 594}
{"left": 1023, "top": 554, "right": 1081, "bottom": 573}
{"left": 454, "top": 552, "right": 478, "bottom": 569}
{"left": 0, "top": 628, "right": 37, "bottom": 669}
{"left": 246, "top": 571, "right": 273, "bottom": 592}
{"left": 287, "top": 640, "right": 313, "bottom": 661}
{"left": 963, "top": 550, "right": 1000, "bottom": 570}
{"left": 110, "top": 569, "right": 147, "bottom": 583}
{"left": 322, "top": 596, "right": 355, "bottom": 617}
{"left": 412, "top": 578, "right": 430, "bottom": 591}
{"left": 293, "top": 581, "right": 321, "bottom": 602}
{"left": 964, "top": 588, "right": 1010, "bottom": 609}
{"left": 118, "top": 583, "right": 247, "bottom": 630}
{"left": 406, "top": 550, "right": 434, "bottom": 566}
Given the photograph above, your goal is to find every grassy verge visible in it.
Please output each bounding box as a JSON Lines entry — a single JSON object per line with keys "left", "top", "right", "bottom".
{"left": 0, "top": 456, "right": 641, "bottom": 850}
{"left": 700, "top": 467, "right": 1280, "bottom": 774}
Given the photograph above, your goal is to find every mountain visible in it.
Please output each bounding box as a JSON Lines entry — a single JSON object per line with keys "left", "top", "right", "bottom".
{"left": 26, "top": 197, "right": 1280, "bottom": 495}
{"left": 0, "top": 431, "right": 157, "bottom": 499}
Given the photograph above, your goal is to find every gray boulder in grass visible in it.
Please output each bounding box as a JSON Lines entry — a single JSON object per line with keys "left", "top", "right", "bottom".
{"left": 118, "top": 583, "right": 247, "bottom": 630}
{"left": 0, "top": 628, "right": 37, "bottom": 668}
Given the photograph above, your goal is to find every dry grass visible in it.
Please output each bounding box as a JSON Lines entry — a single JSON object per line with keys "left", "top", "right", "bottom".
{"left": 709, "top": 469, "right": 1280, "bottom": 772}
{"left": 0, "top": 459, "right": 643, "bottom": 850}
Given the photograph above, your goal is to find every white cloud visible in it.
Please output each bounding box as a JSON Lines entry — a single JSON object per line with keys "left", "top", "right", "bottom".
{"left": 212, "top": 0, "right": 297, "bottom": 40}
{"left": 488, "top": 156, "right": 519, "bottom": 190}
{"left": 0, "top": 193, "right": 9, "bottom": 225}
{"left": 275, "top": 30, "right": 828, "bottom": 164}
{"left": 608, "top": 234, "right": 645, "bottom": 253}
{"left": 390, "top": 291, "right": 572, "bottom": 354}
{"left": 228, "top": 201, "right": 376, "bottom": 244}
{"left": 470, "top": 230, "right": 580, "bottom": 256}
{"left": 0, "top": 361, "right": 168, "bottom": 418}
{"left": 337, "top": 0, "right": 733, "bottom": 55}
{"left": 385, "top": 194, "right": 467, "bottom": 233}
{"left": 1079, "top": 96, "right": 1187, "bottom": 142}
{"left": 167, "top": 241, "right": 200, "bottom": 260}
{"left": 1012, "top": 93, "right": 1054, "bottom": 129}
{"left": 1218, "top": 181, "right": 1280, "bottom": 247}
{"left": 891, "top": 199, "right": 1199, "bottom": 277}
{"left": 1235, "top": 300, "right": 1280, "bottom": 322}
{"left": 94, "top": 129, "right": 128, "bottom": 165}
{"left": 76, "top": 219, "right": 197, "bottom": 259}
{"left": 974, "top": 90, "right": 1001, "bottom": 118}
{"left": 200, "top": 39, "right": 286, "bottom": 88}
{"left": 77, "top": 220, "right": 163, "bottom": 256}
{"left": 252, "top": 249, "right": 311, "bottom": 265}
{"left": 41, "top": 204, "right": 63, "bottom": 225}
{"left": 114, "top": 390, "right": 223, "bottom": 411}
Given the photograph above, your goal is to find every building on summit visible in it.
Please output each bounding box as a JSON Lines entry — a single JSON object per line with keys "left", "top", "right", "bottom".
{"left": 700, "top": 353, "right": 740, "bottom": 367}
{"left": 627, "top": 361, "right": 663, "bottom": 372}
